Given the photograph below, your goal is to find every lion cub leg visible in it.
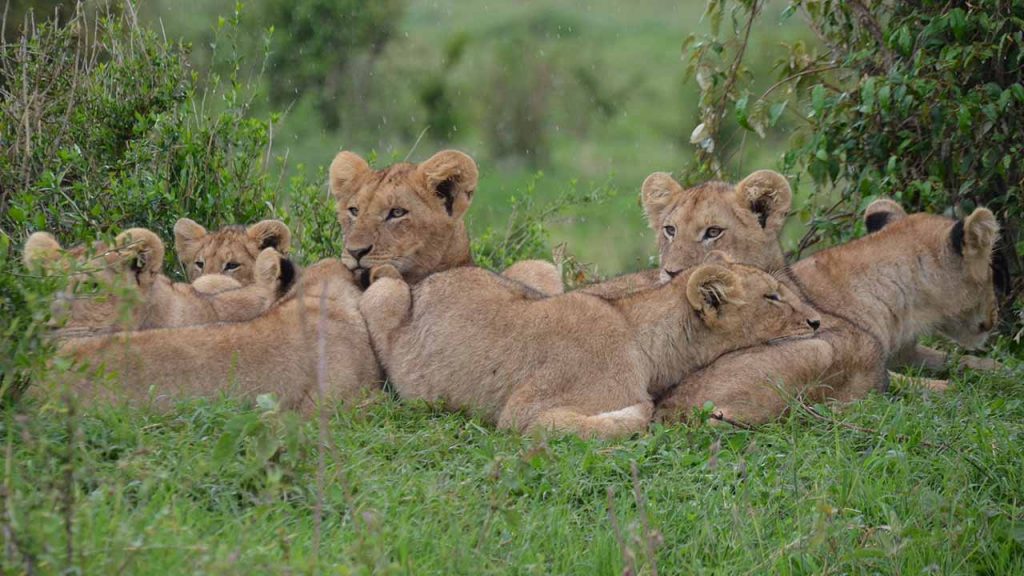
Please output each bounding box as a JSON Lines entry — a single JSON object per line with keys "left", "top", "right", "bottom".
{"left": 523, "top": 402, "right": 653, "bottom": 440}
{"left": 887, "top": 371, "right": 949, "bottom": 392}
{"left": 358, "top": 266, "right": 410, "bottom": 359}
{"left": 891, "top": 342, "right": 1003, "bottom": 374}
{"left": 657, "top": 338, "right": 836, "bottom": 427}
{"left": 502, "top": 260, "right": 563, "bottom": 295}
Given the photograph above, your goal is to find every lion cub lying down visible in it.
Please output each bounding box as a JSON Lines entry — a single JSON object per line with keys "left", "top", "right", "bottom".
{"left": 656, "top": 205, "right": 1002, "bottom": 425}
{"left": 174, "top": 217, "right": 291, "bottom": 285}
{"left": 48, "top": 149, "right": 491, "bottom": 412}
{"left": 23, "top": 228, "right": 293, "bottom": 336}
{"left": 360, "top": 258, "right": 820, "bottom": 439}
{"left": 52, "top": 259, "right": 379, "bottom": 412}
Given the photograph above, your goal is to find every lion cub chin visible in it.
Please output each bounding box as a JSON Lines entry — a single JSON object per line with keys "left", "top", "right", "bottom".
{"left": 23, "top": 228, "right": 294, "bottom": 336}
{"left": 359, "top": 256, "right": 820, "bottom": 439}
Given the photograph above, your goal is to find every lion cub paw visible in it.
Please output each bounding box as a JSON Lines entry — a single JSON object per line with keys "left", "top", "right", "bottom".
{"left": 958, "top": 355, "right": 1003, "bottom": 373}
{"left": 369, "top": 265, "right": 402, "bottom": 284}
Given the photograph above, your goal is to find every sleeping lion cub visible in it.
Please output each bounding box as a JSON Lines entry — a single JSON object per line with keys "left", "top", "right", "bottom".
{"left": 656, "top": 205, "right": 1002, "bottom": 425}
{"left": 23, "top": 228, "right": 293, "bottom": 336}
{"left": 359, "top": 257, "right": 820, "bottom": 439}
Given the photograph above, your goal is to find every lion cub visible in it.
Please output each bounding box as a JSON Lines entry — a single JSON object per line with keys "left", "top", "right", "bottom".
{"left": 359, "top": 258, "right": 820, "bottom": 439}
{"left": 656, "top": 206, "right": 1002, "bottom": 425}
{"left": 54, "top": 259, "right": 379, "bottom": 413}
{"left": 23, "top": 228, "right": 293, "bottom": 336}
{"left": 575, "top": 169, "right": 793, "bottom": 298}
{"left": 174, "top": 218, "right": 291, "bottom": 285}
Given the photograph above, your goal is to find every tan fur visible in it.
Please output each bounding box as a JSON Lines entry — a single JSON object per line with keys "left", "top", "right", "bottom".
{"left": 575, "top": 170, "right": 792, "bottom": 298}
{"left": 643, "top": 170, "right": 791, "bottom": 276}
{"left": 191, "top": 274, "right": 243, "bottom": 294}
{"left": 46, "top": 150, "right": 492, "bottom": 412}
{"left": 501, "top": 260, "right": 565, "bottom": 295}
{"left": 174, "top": 218, "right": 291, "bottom": 285}
{"left": 330, "top": 149, "right": 477, "bottom": 285}
{"left": 359, "top": 259, "right": 819, "bottom": 439}
{"left": 23, "top": 229, "right": 290, "bottom": 337}
{"left": 656, "top": 207, "right": 1001, "bottom": 426}
{"left": 863, "top": 199, "right": 1001, "bottom": 374}
{"left": 49, "top": 260, "right": 380, "bottom": 413}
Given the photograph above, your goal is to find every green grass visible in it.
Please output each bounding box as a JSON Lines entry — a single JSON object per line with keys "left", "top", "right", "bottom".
{"left": 4, "top": 356, "right": 1023, "bottom": 574}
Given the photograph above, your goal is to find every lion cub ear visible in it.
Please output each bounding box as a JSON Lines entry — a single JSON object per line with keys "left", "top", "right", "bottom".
{"left": 173, "top": 218, "right": 207, "bottom": 261}
{"left": 863, "top": 198, "right": 907, "bottom": 233}
{"left": 685, "top": 264, "right": 742, "bottom": 323}
{"left": 247, "top": 219, "right": 291, "bottom": 253}
{"left": 734, "top": 170, "right": 792, "bottom": 231}
{"left": 418, "top": 149, "right": 479, "bottom": 219}
{"left": 114, "top": 228, "right": 165, "bottom": 284}
{"left": 253, "top": 247, "right": 296, "bottom": 296}
{"left": 641, "top": 172, "right": 684, "bottom": 230}
{"left": 23, "top": 232, "right": 63, "bottom": 271}
{"left": 329, "top": 151, "right": 372, "bottom": 206}
{"left": 953, "top": 207, "right": 999, "bottom": 282}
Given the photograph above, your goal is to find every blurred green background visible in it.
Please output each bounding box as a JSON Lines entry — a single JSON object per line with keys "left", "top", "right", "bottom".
{"left": 117, "top": 0, "right": 813, "bottom": 275}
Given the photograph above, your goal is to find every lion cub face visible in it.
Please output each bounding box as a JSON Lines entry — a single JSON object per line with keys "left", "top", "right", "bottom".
{"left": 329, "top": 150, "right": 477, "bottom": 285}
{"left": 642, "top": 170, "right": 792, "bottom": 278}
{"left": 174, "top": 219, "right": 290, "bottom": 285}
{"left": 688, "top": 260, "right": 820, "bottom": 342}
{"left": 24, "top": 229, "right": 167, "bottom": 333}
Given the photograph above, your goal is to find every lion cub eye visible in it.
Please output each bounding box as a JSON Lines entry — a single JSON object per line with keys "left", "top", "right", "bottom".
{"left": 194, "top": 260, "right": 204, "bottom": 270}
{"left": 387, "top": 207, "right": 408, "bottom": 220}
{"left": 703, "top": 227, "right": 724, "bottom": 240}
{"left": 764, "top": 293, "right": 782, "bottom": 302}
{"left": 348, "top": 206, "right": 359, "bottom": 217}
{"left": 223, "top": 262, "right": 240, "bottom": 272}
{"left": 663, "top": 225, "right": 676, "bottom": 239}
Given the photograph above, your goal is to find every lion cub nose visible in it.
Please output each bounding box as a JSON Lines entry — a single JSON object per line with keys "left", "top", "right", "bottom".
{"left": 347, "top": 245, "right": 372, "bottom": 262}
{"left": 807, "top": 318, "right": 821, "bottom": 331}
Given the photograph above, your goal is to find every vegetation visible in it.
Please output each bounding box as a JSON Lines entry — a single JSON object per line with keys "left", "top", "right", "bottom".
{"left": 686, "top": 0, "right": 1022, "bottom": 333}
{"left": 3, "top": 366, "right": 1023, "bottom": 573}
{"left": 1, "top": 1, "right": 1022, "bottom": 573}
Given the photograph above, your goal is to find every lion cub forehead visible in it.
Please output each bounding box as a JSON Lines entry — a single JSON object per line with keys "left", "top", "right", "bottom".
{"left": 353, "top": 165, "right": 433, "bottom": 207}
{"left": 667, "top": 187, "right": 739, "bottom": 227}
{"left": 200, "top": 227, "right": 258, "bottom": 257}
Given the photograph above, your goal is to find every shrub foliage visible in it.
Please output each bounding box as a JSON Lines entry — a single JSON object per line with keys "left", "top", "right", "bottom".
{"left": 685, "top": 0, "right": 1022, "bottom": 329}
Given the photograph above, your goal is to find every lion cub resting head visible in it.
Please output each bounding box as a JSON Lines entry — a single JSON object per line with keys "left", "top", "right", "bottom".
{"left": 24, "top": 228, "right": 294, "bottom": 336}
{"left": 174, "top": 218, "right": 291, "bottom": 285}
{"left": 655, "top": 203, "right": 1003, "bottom": 426}
{"left": 359, "top": 255, "right": 819, "bottom": 439}
{"left": 330, "top": 149, "right": 479, "bottom": 286}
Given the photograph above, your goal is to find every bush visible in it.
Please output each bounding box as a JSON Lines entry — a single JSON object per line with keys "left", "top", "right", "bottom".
{"left": 0, "top": 6, "right": 335, "bottom": 395}
{"left": 685, "top": 0, "right": 1023, "bottom": 334}
{"left": 0, "top": 5, "right": 582, "bottom": 397}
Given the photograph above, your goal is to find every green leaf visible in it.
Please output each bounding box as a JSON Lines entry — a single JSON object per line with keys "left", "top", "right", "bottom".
{"left": 735, "top": 94, "right": 752, "bottom": 131}
{"left": 811, "top": 85, "right": 826, "bottom": 117}
{"left": 769, "top": 101, "right": 788, "bottom": 126}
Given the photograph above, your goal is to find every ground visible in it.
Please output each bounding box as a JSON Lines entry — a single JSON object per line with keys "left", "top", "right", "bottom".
{"left": 3, "top": 350, "right": 1022, "bottom": 574}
